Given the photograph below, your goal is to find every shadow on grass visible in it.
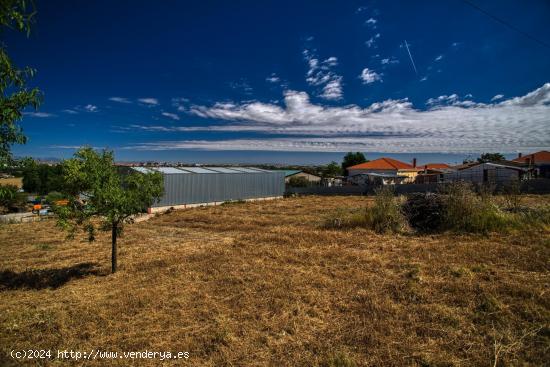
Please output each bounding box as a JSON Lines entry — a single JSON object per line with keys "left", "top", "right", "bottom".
{"left": 0, "top": 262, "right": 103, "bottom": 290}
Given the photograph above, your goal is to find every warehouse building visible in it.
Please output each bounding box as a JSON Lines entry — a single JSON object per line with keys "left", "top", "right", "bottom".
{"left": 132, "top": 166, "right": 285, "bottom": 213}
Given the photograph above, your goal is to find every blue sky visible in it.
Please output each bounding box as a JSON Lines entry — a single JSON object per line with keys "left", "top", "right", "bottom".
{"left": 7, "top": 0, "right": 550, "bottom": 164}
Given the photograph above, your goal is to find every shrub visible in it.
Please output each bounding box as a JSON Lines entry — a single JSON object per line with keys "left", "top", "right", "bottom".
{"left": 364, "top": 186, "right": 407, "bottom": 233}
{"left": 440, "top": 182, "right": 510, "bottom": 234}
{"left": 0, "top": 185, "right": 19, "bottom": 207}
{"left": 0, "top": 185, "right": 25, "bottom": 212}
{"left": 288, "top": 176, "right": 309, "bottom": 187}
{"left": 323, "top": 208, "right": 367, "bottom": 229}
{"left": 402, "top": 193, "right": 445, "bottom": 232}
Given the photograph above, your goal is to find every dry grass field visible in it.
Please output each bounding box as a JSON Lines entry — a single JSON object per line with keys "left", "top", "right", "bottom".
{"left": 1, "top": 196, "right": 549, "bottom": 366}
{"left": 0, "top": 177, "right": 23, "bottom": 189}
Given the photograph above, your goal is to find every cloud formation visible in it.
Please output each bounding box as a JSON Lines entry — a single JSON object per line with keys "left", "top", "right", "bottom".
{"left": 161, "top": 112, "right": 180, "bottom": 120}
{"left": 138, "top": 98, "right": 159, "bottom": 106}
{"left": 365, "top": 33, "right": 380, "bottom": 48}
{"left": 360, "top": 68, "right": 382, "bottom": 84}
{"left": 303, "top": 49, "right": 343, "bottom": 100}
{"left": 23, "top": 112, "right": 55, "bottom": 118}
{"left": 125, "top": 83, "right": 550, "bottom": 153}
{"left": 84, "top": 104, "right": 98, "bottom": 112}
{"left": 109, "top": 97, "right": 132, "bottom": 104}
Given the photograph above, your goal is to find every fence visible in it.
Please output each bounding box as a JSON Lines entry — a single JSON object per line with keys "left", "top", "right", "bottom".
{"left": 286, "top": 178, "right": 550, "bottom": 196}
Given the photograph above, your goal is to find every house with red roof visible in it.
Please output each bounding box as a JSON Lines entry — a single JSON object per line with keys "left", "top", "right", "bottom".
{"left": 513, "top": 151, "right": 550, "bottom": 178}
{"left": 347, "top": 158, "right": 418, "bottom": 185}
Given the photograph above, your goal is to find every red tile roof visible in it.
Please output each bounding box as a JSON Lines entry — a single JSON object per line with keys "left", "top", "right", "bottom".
{"left": 512, "top": 151, "right": 550, "bottom": 164}
{"left": 348, "top": 157, "right": 413, "bottom": 170}
{"left": 421, "top": 163, "right": 451, "bottom": 169}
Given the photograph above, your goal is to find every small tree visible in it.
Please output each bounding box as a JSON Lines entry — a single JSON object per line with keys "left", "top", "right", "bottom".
{"left": 342, "top": 152, "right": 366, "bottom": 176}
{"left": 288, "top": 176, "right": 309, "bottom": 187}
{"left": 477, "top": 153, "right": 505, "bottom": 163}
{"left": 56, "top": 147, "right": 163, "bottom": 273}
{"left": 322, "top": 161, "right": 343, "bottom": 177}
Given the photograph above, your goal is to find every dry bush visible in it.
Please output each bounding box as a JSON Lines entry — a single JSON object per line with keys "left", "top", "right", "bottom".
{"left": 440, "top": 182, "right": 513, "bottom": 234}
{"left": 364, "top": 186, "right": 407, "bottom": 234}
{"left": 402, "top": 192, "right": 445, "bottom": 232}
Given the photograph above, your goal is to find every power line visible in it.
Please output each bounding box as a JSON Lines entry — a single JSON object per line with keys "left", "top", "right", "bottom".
{"left": 461, "top": 0, "right": 550, "bottom": 50}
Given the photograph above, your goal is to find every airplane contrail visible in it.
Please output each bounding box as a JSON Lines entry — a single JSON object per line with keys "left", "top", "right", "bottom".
{"left": 404, "top": 40, "right": 418, "bottom": 74}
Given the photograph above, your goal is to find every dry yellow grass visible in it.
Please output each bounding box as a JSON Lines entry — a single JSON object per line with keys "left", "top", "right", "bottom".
{"left": 0, "top": 177, "right": 23, "bottom": 189}
{"left": 0, "top": 196, "right": 549, "bottom": 366}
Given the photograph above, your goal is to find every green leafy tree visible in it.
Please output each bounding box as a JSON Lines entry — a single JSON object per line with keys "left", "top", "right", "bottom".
{"left": 1, "top": 0, "right": 43, "bottom": 165}
{"left": 322, "top": 161, "right": 343, "bottom": 177}
{"left": 288, "top": 176, "right": 309, "bottom": 187}
{"left": 56, "top": 147, "right": 164, "bottom": 273}
{"left": 341, "top": 152, "right": 367, "bottom": 176}
{"left": 0, "top": 183, "right": 23, "bottom": 210}
{"left": 22, "top": 159, "right": 64, "bottom": 194}
{"left": 477, "top": 153, "right": 505, "bottom": 163}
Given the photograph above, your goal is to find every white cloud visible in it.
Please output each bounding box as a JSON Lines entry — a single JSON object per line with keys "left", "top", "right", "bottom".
{"left": 84, "top": 104, "right": 98, "bottom": 112}
{"left": 491, "top": 94, "right": 504, "bottom": 101}
{"left": 23, "top": 112, "right": 54, "bottom": 118}
{"left": 435, "top": 55, "right": 443, "bottom": 61}
{"left": 365, "top": 33, "right": 380, "bottom": 48}
{"left": 381, "top": 57, "right": 399, "bottom": 65}
{"left": 420, "top": 76, "right": 428, "bottom": 82}
{"left": 426, "top": 94, "right": 485, "bottom": 108}
{"left": 359, "top": 68, "right": 382, "bottom": 84}
{"left": 324, "top": 57, "right": 338, "bottom": 66}
{"left": 365, "top": 18, "right": 377, "bottom": 27}
{"left": 109, "top": 97, "right": 132, "bottom": 104}
{"left": 121, "top": 84, "right": 550, "bottom": 153}
{"left": 138, "top": 98, "right": 159, "bottom": 106}
{"left": 499, "top": 83, "right": 550, "bottom": 107}
{"left": 161, "top": 112, "right": 180, "bottom": 121}
{"left": 320, "top": 78, "right": 343, "bottom": 100}
{"left": 303, "top": 49, "right": 343, "bottom": 100}
{"left": 266, "top": 73, "right": 280, "bottom": 83}
{"left": 229, "top": 79, "right": 253, "bottom": 94}
{"left": 62, "top": 109, "right": 78, "bottom": 114}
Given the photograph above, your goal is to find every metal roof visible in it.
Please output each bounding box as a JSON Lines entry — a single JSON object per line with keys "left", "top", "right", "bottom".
{"left": 153, "top": 167, "right": 191, "bottom": 174}
{"left": 132, "top": 167, "right": 155, "bottom": 174}
{"left": 203, "top": 167, "right": 243, "bottom": 173}
{"left": 131, "top": 166, "right": 276, "bottom": 175}
{"left": 281, "top": 170, "right": 302, "bottom": 177}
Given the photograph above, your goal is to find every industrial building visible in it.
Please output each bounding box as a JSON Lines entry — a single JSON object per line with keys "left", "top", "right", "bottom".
{"left": 442, "top": 162, "right": 527, "bottom": 184}
{"left": 132, "top": 166, "right": 285, "bottom": 213}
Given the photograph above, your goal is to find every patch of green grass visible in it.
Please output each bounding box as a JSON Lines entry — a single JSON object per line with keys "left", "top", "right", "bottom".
{"left": 33, "top": 243, "right": 52, "bottom": 251}
{"left": 323, "top": 351, "right": 356, "bottom": 367}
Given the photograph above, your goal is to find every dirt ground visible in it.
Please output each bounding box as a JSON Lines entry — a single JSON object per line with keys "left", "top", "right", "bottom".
{"left": 0, "top": 196, "right": 549, "bottom": 366}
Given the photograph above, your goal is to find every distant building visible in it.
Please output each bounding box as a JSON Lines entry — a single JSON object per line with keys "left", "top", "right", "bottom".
{"left": 442, "top": 162, "right": 527, "bottom": 184}
{"left": 414, "top": 163, "right": 453, "bottom": 184}
{"left": 347, "top": 157, "right": 418, "bottom": 184}
{"left": 130, "top": 166, "right": 284, "bottom": 213}
{"left": 281, "top": 170, "right": 321, "bottom": 184}
{"left": 513, "top": 151, "right": 550, "bottom": 178}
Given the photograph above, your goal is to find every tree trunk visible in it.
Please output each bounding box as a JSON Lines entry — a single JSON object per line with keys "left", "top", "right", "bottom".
{"left": 111, "top": 223, "right": 118, "bottom": 273}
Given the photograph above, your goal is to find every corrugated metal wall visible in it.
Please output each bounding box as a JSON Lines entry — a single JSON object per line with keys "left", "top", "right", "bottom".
{"left": 153, "top": 172, "right": 285, "bottom": 207}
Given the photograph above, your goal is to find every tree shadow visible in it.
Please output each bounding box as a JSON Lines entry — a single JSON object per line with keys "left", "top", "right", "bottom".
{"left": 0, "top": 262, "right": 104, "bottom": 290}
